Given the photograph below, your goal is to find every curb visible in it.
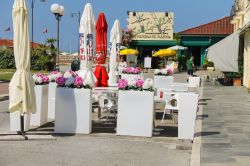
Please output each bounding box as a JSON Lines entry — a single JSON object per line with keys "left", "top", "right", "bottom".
{"left": 189, "top": 80, "right": 204, "bottom": 166}
{"left": 0, "top": 94, "right": 9, "bottom": 102}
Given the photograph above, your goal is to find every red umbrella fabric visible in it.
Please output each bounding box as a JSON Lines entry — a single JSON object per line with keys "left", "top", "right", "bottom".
{"left": 94, "top": 13, "right": 109, "bottom": 87}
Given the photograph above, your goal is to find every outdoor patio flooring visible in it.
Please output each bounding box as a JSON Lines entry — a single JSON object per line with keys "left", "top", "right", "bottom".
{"left": 200, "top": 82, "right": 250, "bottom": 166}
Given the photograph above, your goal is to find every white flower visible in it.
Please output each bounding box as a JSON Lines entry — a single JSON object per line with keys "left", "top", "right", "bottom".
{"left": 127, "top": 78, "right": 136, "bottom": 87}
{"left": 65, "top": 77, "right": 75, "bottom": 86}
{"left": 161, "top": 69, "right": 168, "bottom": 75}
{"left": 64, "top": 71, "right": 74, "bottom": 78}
{"left": 143, "top": 78, "right": 153, "bottom": 89}
{"left": 33, "top": 76, "right": 43, "bottom": 84}
{"left": 83, "top": 77, "right": 94, "bottom": 87}
{"left": 154, "top": 69, "right": 160, "bottom": 75}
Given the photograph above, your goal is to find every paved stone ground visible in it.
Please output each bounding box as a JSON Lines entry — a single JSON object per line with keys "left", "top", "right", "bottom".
{"left": 200, "top": 82, "right": 250, "bottom": 166}
{"left": 0, "top": 82, "right": 8, "bottom": 95}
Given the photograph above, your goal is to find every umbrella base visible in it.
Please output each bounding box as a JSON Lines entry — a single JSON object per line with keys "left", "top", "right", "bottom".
{"left": 17, "top": 131, "right": 28, "bottom": 140}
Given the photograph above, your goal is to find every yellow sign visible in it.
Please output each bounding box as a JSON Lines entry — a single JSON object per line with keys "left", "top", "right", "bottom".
{"left": 128, "top": 12, "right": 174, "bottom": 41}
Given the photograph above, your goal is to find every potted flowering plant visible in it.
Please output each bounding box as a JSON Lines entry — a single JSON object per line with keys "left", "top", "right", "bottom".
{"left": 47, "top": 71, "right": 63, "bottom": 121}
{"left": 154, "top": 68, "right": 173, "bottom": 76}
{"left": 121, "top": 67, "right": 143, "bottom": 80}
{"left": 153, "top": 69, "right": 174, "bottom": 96}
{"left": 116, "top": 78, "right": 155, "bottom": 137}
{"left": 31, "top": 73, "right": 50, "bottom": 127}
{"left": 54, "top": 75, "right": 93, "bottom": 134}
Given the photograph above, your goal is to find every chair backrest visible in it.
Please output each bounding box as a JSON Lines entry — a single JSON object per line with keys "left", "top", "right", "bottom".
{"left": 164, "top": 93, "right": 178, "bottom": 109}
{"left": 98, "top": 95, "right": 109, "bottom": 109}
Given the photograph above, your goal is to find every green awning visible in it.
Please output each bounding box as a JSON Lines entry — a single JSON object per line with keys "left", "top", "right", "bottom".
{"left": 181, "top": 41, "right": 210, "bottom": 46}
{"left": 131, "top": 40, "right": 177, "bottom": 46}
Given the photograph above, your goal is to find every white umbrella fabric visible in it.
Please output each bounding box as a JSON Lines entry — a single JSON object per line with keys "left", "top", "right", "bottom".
{"left": 9, "top": 0, "right": 36, "bottom": 115}
{"left": 108, "top": 20, "right": 122, "bottom": 86}
{"left": 168, "top": 45, "right": 187, "bottom": 50}
{"left": 78, "top": 3, "right": 96, "bottom": 85}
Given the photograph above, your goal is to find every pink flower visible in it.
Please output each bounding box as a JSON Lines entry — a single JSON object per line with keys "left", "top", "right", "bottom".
{"left": 56, "top": 76, "right": 67, "bottom": 86}
{"left": 118, "top": 79, "right": 128, "bottom": 89}
{"left": 167, "top": 69, "right": 173, "bottom": 75}
{"left": 35, "top": 73, "right": 45, "bottom": 78}
{"left": 42, "top": 76, "right": 50, "bottom": 84}
{"left": 50, "top": 71, "right": 59, "bottom": 75}
{"left": 74, "top": 76, "right": 83, "bottom": 88}
{"left": 136, "top": 79, "right": 144, "bottom": 88}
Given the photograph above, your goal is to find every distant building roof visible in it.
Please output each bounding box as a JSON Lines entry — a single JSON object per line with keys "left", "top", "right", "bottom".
{"left": 0, "top": 39, "right": 40, "bottom": 48}
{"left": 178, "top": 16, "right": 234, "bottom": 35}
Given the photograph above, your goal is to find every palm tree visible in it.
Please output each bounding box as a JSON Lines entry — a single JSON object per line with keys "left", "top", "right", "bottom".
{"left": 45, "top": 38, "right": 57, "bottom": 69}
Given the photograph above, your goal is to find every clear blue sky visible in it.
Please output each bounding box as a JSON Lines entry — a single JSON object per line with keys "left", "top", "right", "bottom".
{"left": 0, "top": 0, "right": 234, "bottom": 52}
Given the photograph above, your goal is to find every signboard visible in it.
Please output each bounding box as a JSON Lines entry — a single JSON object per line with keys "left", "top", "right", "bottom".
{"left": 128, "top": 12, "right": 174, "bottom": 41}
{"left": 144, "top": 57, "right": 152, "bottom": 68}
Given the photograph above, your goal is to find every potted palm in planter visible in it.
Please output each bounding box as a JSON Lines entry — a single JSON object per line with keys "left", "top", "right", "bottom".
{"left": 54, "top": 74, "right": 93, "bottom": 134}
{"left": 116, "top": 78, "right": 155, "bottom": 137}
{"left": 31, "top": 73, "right": 50, "bottom": 127}
{"left": 204, "top": 58, "right": 214, "bottom": 71}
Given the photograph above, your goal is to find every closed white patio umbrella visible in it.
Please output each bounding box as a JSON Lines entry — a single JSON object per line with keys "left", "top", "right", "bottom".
{"left": 78, "top": 3, "right": 96, "bottom": 85}
{"left": 9, "top": 0, "right": 36, "bottom": 115}
{"left": 9, "top": 0, "right": 36, "bottom": 137}
{"left": 108, "top": 19, "right": 122, "bottom": 86}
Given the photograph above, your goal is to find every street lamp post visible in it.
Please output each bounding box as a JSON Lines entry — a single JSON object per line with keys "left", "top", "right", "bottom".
{"left": 71, "top": 12, "right": 81, "bottom": 61}
{"left": 29, "top": 0, "right": 46, "bottom": 50}
{"left": 50, "top": 3, "right": 64, "bottom": 71}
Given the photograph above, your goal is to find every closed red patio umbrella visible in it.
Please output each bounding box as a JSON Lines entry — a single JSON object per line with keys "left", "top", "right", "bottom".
{"left": 94, "top": 13, "right": 109, "bottom": 87}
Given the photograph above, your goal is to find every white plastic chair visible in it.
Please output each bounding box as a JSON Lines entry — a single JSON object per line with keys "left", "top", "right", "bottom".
{"left": 161, "top": 93, "right": 178, "bottom": 123}
{"left": 98, "top": 95, "right": 117, "bottom": 122}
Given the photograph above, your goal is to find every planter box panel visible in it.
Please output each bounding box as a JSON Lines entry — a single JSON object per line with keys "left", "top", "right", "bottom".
{"left": 10, "top": 112, "right": 30, "bottom": 132}
{"left": 30, "top": 85, "right": 48, "bottom": 127}
{"left": 55, "top": 88, "right": 92, "bottom": 134}
{"left": 48, "top": 82, "right": 57, "bottom": 121}
{"left": 116, "top": 91, "right": 154, "bottom": 137}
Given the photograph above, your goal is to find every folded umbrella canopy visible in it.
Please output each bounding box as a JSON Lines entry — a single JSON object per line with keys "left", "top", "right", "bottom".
{"left": 9, "top": 0, "right": 36, "bottom": 115}
{"left": 108, "top": 20, "right": 122, "bottom": 86}
{"left": 168, "top": 45, "right": 187, "bottom": 51}
{"left": 120, "top": 48, "right": 139, "bottom": 56}
{"left": 78, "top": 3, "right": 96, "bottom": 85}
{"left": 94, "top": 13, "right": 109, "bottom": 87}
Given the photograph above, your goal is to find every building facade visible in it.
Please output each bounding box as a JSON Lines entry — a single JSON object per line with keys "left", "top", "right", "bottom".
{"left": 231, "top": 0, "right": 250, "bottom": 88}
{"left": 178, "top": 17, "right": 234, "bottom": 67}
{"left": 128, "top": 11, "right": 177, "bottom": 68}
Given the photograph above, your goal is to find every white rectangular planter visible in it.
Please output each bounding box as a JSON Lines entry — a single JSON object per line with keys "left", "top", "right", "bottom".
{"left": 188, "top": 76, "right": 201, "bottom": 88}
{"left": 10, "top": 112, "right": 30, "bottom": 132}
{"left": 30, "top": 85, "right": 49, "bottom": 127}
{"left": 154, "top": 75, "right": 173, "bottom": 96}
{"left": 178, "top": 93, "right": 199, "bottom": 140}
{"left": 116, "top": 90, "right": 154, "bottom": 137}
{"left": 48, "top": 82, "right": 57, "bottom": 121}
{"left": 55, "top": 88, "right": 92, "bottom": 134}
{"left": 121, "top": 74, "right": 142, "bottom": 80}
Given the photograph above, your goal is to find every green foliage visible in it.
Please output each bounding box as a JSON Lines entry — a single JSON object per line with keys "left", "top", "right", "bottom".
{"left": 204, "top": 58, "right": 214, "bottom": 67}
{"left": 224, "top": 57, "right": 243, "bottom": 79}
{"left": 0, "top": 47, "right": 54, "bottom": 71}
{"left": 0, "top": 49, "right": 15, "bottom": 69}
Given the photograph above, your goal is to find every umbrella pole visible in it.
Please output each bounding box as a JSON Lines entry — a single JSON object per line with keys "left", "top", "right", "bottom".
{"left": 17, "top": 103, "right": 28, "bottom": 140}
{"left": 17, "top": 115, "right": 28, "bottom": 140}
